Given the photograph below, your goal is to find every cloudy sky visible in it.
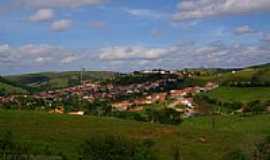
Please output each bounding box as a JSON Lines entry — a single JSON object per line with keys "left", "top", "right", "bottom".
{"left": 0, "top": 0, "right": 270, "bottom": 75}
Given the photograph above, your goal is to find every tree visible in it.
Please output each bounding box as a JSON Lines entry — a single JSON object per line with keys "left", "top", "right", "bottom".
{"left": 244, "top": 100, "right": 266, "bottom": 114}
{"left": 79, "top": 135, "right": 156, "bottom": 160}
{"left": 87, "top": 99, "right": 112, "bottom": 116}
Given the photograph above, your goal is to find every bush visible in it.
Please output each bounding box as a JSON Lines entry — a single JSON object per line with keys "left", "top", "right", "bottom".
{"left": 223, "top": 150, "right": 249, "bottom": 160}
{"left": 145, "top": 108, "right": 182, "bottom": 125}
{"left": 253, "top": 136, "right": 270, "bottom": 160}
{"left": 79, "top": 135, "right": 156, "bottom": 160}
{"left": 244, "top": 100, "right": 266, "bottom": 114}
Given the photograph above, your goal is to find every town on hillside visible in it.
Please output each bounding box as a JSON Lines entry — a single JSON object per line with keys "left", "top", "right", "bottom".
{"left": 0, "top": 69, "right": 218, "bottom": 118}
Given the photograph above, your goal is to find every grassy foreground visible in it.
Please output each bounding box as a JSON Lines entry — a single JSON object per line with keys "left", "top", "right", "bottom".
{"left": 0, "top": 110, "right": 270, "bottom": 160}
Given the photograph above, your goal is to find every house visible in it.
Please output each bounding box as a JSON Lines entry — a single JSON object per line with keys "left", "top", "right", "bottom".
{"left": 49, "top": 106, "right": 64, "bottom": 114}
{"left": 68, "top": 111, "right": 85, "bottom": 116}
{"left": 205, "top": 82, "right": 219, "bottom": 91}
{"left": 180, "top": 98, "right": 193, "bottom": 108}
{"left": 170, "top": 89, "right": 187, "bottom": 97}
{"left": 112, "top": 101, "right": 130, "bottom": 111}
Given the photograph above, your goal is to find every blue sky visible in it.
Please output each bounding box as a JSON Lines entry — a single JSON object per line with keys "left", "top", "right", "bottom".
{"left": 0, "top": 0, "right": 270, "bottom": 74}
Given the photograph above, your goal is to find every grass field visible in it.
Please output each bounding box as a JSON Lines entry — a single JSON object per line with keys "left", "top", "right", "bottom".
{"left": 0, "top": 110, "right": 270, "bottom": 160}
{"left": 205, "top": 86, "right": 270, "bottom": 103}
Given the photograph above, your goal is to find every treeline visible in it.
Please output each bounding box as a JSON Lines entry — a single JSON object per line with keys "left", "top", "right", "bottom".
{"left": 110, "top": 73, "right": 180, "bottom": 86}
{"left": 194, "top": 94, "right": 269, "bottom": 114}
{"left": 111, "top": 108, "right": 182, "bottom": 125}
{"left": 0, "top": 96, "right": 182, "bottom": 125}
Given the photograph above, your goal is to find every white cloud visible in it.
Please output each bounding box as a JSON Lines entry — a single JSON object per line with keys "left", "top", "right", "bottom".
{"left": 61, "top": 55, "right": 80, "bottom": 64}
{"left": 0, "top": 44, "right": 9, "bottom": 52}
{"left": 262, "top": 33, "right": 270, "bottom": 42}
{"left": 29, "top": 8, "right": 54, "bottom": 22}
{"left": 173, "top": 0, "right": 270, "bottom": 21}
{"left": 18, "top": 0, "right": 108, "bottom": 8}
{"left": 99, "top": 46, "right": 177, "bottom": 61}
{"left": 124, "top": 8, "right": 167, "bottom": 19}
{"left": 98, "top": 41, "right": 270, "bottom": 70}
{"left": 234, "top": 25, "right": 256, "bottom": 35}
{"left": 51, "top": 19, "right": 72, "bottom": 32}
{"left": 1, "top": 40, "right": 270, "bottom": 73}
{"left": 0, "top": 44, "right": 80, "bottom": 66}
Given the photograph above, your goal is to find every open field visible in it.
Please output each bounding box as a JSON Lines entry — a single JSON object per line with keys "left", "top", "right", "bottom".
{"left": 0, "top": 110, "right": 270, "bottom": 160}
{"left": 204, "top": 86, "right": 270, "bottom": 103}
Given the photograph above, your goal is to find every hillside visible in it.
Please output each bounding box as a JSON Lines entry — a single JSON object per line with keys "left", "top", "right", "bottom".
{"left": 190, "top": 63, "right": 270, "bottom": 86}
{"left": 0, "top": 76, "right": 29, "bottom": 95}
{"left": 5, "top": 71, "right": 118, "bottom": 91}
{"left": 203, "top": 86, "right": 270, "bottom": 103}
{"left": 0, "top": 110, "right": 269, "bottom": 160}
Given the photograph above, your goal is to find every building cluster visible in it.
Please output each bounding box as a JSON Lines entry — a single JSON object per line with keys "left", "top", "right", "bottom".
{"left": 0, "top": 69, "right": 219, "bottom": 118}
{"left": 112, "top": 82, "right": 219, "bottom": 117}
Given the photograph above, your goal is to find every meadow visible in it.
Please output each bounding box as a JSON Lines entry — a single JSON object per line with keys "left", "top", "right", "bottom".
{"left": 0, "top": 110, "right": 270, "bottom": 160}
{"left": 205, "top": 86, "right": 270, "bottom": 103}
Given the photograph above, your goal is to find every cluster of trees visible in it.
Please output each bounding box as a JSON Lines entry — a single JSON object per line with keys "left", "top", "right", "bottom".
{"left": 224, "top": 81, "right": 270, "bottom": 87}
{"left": 0, "top": 131, "right": 67, "bottom": 160}
{"left": 79, "top": 135, "right": 156, "bottom": 160}
{"left": 112, "top": 108, "right": 182, "bottom": 125}
{"left": 0, "top": 88, "right": 6, "bottom": 97}
{"left": 223, "top": 136, "right": 270, "bottom": 160}
{"left": 194, "top": 94, "right": 269, "bottom": 114}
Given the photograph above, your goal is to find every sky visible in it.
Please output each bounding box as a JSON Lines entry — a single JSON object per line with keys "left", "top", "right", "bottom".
{"left": 0, "top": 0, "right": 270, "bottom": 75}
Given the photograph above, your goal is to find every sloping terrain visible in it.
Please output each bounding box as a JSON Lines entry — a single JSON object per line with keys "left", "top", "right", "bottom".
{"left": 5, "top": 71, "right": 118, "bottom": 91}
{"left": 0, "top": 76, "right": 29, "bottom": 95}
{"left": 0, "top": 110, "right": 270, "bottom": 160}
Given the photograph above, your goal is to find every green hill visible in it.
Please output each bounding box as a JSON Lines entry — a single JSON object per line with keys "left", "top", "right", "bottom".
{"left": 5, "top": 71, "right": 118, "bottom": 91}
{"left": 204, "top": 86, "right": 270, "bottom": 103}
{"left": 190, "top": 63, "right": 270, "bottom": 86}
{"left": 0, "top": 110, "right": 269, "bottom": 160}
{"left": 0, "top": 76, "right": 29, "bottom": 95}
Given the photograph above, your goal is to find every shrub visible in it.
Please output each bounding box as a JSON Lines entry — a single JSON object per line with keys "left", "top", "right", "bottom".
{"left": 79, "top": 135, "right": 156, "bottom": 160}
{"left": 253, "top": 136, "right": 270, "bottom": 160}
{"left": 223, "top": 150, "right": 249, "bottom": 160}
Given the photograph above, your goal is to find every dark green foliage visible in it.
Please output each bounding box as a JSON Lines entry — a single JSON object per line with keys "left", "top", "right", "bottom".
{"left": 0, "top": 76, "right": 39, "bottom": 94}
{"left": 0, "top": 131, "right": 67, "bottom": 160}
{"left": 194, "top": 93, "right": 268, "bottom": 114}
{"left": 111, "top": 111, "right": 147, "bottom": 122}
{"left": 145, "top": 108, "right": 182, "bottom": 125}
{"left": 79, "top": 135, "right": 156, "bottom": 160}
{"left": 87, "top": 99, "right": 112, "bottom": 116}
{"left": 244, "top": 101, "right": 266, "bottom": 114}
{"left": 223, "top": 150, "right": 249, "bottom": 160}
{"left": 253, "top": 136, "right": 270, "bottom": 160}
{"left": 0, "top": 88, "right": 6, "bottom": 96}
